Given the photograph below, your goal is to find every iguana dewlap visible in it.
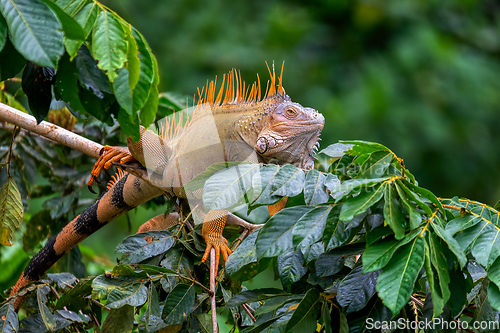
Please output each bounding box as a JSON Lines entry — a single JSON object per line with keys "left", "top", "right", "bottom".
{"left": 10, "top": 64, "right": 324, "bottom": 310}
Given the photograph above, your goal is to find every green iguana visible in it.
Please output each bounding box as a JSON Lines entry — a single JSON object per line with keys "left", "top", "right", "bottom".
{"left": 10, "top": 64, "right": 324, "bottom": 310}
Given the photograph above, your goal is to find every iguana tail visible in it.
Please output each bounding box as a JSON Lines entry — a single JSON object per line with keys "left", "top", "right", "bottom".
{"left": 10, "top": 173, "right": 162, "bottom": 311}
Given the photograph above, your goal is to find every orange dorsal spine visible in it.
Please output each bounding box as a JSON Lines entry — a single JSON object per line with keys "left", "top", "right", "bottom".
{"left": 157, "top": 62, "right": 286, "bottom": 141}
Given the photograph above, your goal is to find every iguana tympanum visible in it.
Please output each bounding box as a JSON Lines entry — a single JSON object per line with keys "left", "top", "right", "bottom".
{"left": 10, "top": 64, "right": 324, "bottom": 310}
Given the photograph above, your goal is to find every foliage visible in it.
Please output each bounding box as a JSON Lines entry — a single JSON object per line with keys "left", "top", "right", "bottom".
{"left": 1, "top": 0, "right": 500, "bottom": 332}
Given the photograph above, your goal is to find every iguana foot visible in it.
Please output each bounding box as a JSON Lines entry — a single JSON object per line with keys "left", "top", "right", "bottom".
{"left": 88, "top": 145, "right": 137, "bottom": 193}
{"left": 201, "top": 210, "right": 232, "bottom": 270}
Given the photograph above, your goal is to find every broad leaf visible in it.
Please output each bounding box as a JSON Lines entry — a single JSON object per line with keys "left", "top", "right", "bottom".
{"left": 162, "top": 284, "right": 196, "bottom": 325}
{"left": 101, "top": 305, "right": 134, "bottom": 333}
{"left": 37, "top": 286, "right": 56, "bottom": 331}
{"left": 256, "top": 206, "right": 315, "bottom": 258}
{"left": 431, "top": 219, "right": 467, "bottom": 268}
{"left": 0, "top": 0, "right": 64, "bottom": 67}
{"left": 471, "top": 223, "right": 500, "bottom": 268}
{"left": 358, "top": 151, "right": 393, "bottom": 179}
{"left": 285, "top": 288, "right": 322, "bottom": 332}
{"left": 340, "top": 183, "right": 385, "bottom": 221}
{"left": 271, "top": 164, "right": 305, "bottom": 197}
{"left": 40, "top": 0, "right": 85, "bottom": 40}
{"left": 304, "top": 169, "right": 329, "bottom": 205}
{"left": 226, "top": 231, "right": 270, "bottom": 281}
{"left": 92, "top": 10, "right": 128, "bottom": 81}
{"left": 64, "top": 2, "right": 99, "bottom": 57}
{"left": 319, "top": 143, "right": 353, "bottom": 159}
{"left": 376, "top": 236, "right": 425, "bottom": 314}
{"left": 225, "top": 288, "right": 288, "bottom": 309}
{"left": 106, "top": 281, "right": 148, "bottom": 309}
{"left": 292, "top": 206, "right": 331, "bottom": 253}
{"left": 278, "top": 248, "right": 307, "bottom": 286}
{"left": 383, "top": 183, "right": 406, "bottom": 239}
{"left": 115, "top": 230, "right": 174, "bottom": 264}
{"left": 0, "top": 177, "right": 24, "bottom": 246}
{"left": 0, "top": 303, "right": 19, "bottom": 333}
{"left": 337, "top": 266, "right": 380, "bottom": 314}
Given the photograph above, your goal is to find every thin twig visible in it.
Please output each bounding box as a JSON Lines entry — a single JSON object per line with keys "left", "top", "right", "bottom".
{"left": 6, "top": 125, "right": 17, "bottom": 177}
{"left": 241, "top": 303, "right": 256, "bottom": 322}
{"left": 210, "top": 248, "right": 218, "bottom": 333}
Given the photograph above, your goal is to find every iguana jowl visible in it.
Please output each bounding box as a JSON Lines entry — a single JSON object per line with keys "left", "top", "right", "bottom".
{"left": 10, "top": 64, "right": 324, "bottom": 310}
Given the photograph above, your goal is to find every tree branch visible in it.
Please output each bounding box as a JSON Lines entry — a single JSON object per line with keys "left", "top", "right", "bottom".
{"left": 0, "top": 102, "right": 102, "bottom": 158}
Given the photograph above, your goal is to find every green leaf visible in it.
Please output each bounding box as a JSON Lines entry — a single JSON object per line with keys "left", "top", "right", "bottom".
{"left": 337, "top": 266, "right": 380, "bottom": 314}
{"left": 376, "top": 236, "right": 425, "bottom": 315}
{"left": 319, "top": 143, "right": 353, "bottom": 159}
{"left": 471, "top": 223, "right": 500, "bottom": 268}
{"left": 0, "top": 38, "right": 26, "bottom": 81}
{"left": 362, "top": 232, "right": 418, "bottom": 273}
{"left": 285, "top": 288, "right": 322, "bottom": 333}
{"left": 144, "top": 282, "right": 161, "bottom": 331}
{"left": 65, "top": 2, "right": 99, "bottom": 58}
{"left": 0, "top": 303, "right": 19, "bottom": 333}
{"left": 162, "top": 284, "right": 196, "bottom": 325}
{"left": 315, "top": 251, "right": 344, "bottom": 277}
{"left": 0, "top": 177, "right": 24, "bottom": 246}
{"left": 22, "top": 63, "right": 55, "bottom": 122}
{"left": 115, "top": 230, "right": 175, "bottom": 264}
{"left": 113, "top": 67, "right": 133, "bottom": 114}
{"left": 131, "top": 28, "right": 155, "bottom": 112}
{"left": 304, "top": 169, "right": 329, "bottom": 205}
{"left": 54, "top": 53, "right": 86, "bottom": 112}
{"left": 203, "top": 164, "right": 261, "bottom": 210}
{"left": 488, "top": 257, "right": 500, "bottom": 288}
{"left": 358, "top": 151, "right": 393, "bottom": 179}
{"left": 394, "top": 182, "right": 422, "bottom": 230}
{"left": 196, "top": 313, "right": 213, "bottom": 333}
{"left": 250, "top": 164, "right": 281, "bottom": 207}
{"left": 383, "top": 183, "right": 406, "bottom": 239}
{"left": 256, "top": 206, "right": 315, "bottom": 258}
{"left": 225, "top": 288, "right": 288, "bottom": 309}
{"left": 106, "top": 281, "right": 148, "bottom": 309}
{"left": 226, "top": 231, "right": 270, "bottom": 281}
{"left": 340, "top": 183, "right": 385, "bottom": 221}
{"left": 0, "top": 14, "right": 6, "bottom": 51}
{"left": 431, "top": 219, "right": 467, "bottom": 268}
{"left": 92, "top": 10, "right": 128, "bottom": 81}
{"left": 0, "top": 0, "right": 64, "bottom": 67}
{"left": 271, "top": 165, "right": 306, "bottom": 197}
{"left": 341, "top": 140, "right": 390, "bottom": 156}
{"left": 424, "top": 233, "right": 451, "bottom": 317}
{"left": 404, "top": 181, "right": 445, "bottom": 214}
{"left": 321, "top": 301, "right": 332, "bottom": 333}
{"left": 101, "top": 305, "right": 134, "bottom": 333}
{"left": 445, "top": 215, "right": 482, "bottom": 236}
{"left": 277, "top": 248, "right": 307, "bottom": 286}
{"left": 37, "top": 286, "right": 56, "bottom": 331}
{"left": 487, "top": 280, "right": 500, "bottom": 311}
{"left": 40, "top": 0, "right": 85, "bottom": 40}
{"left": 292, "top": 206, "right": 331, "bottom": 253}
{"left": 75, "top": 45, "right": 111, "bottom": 97}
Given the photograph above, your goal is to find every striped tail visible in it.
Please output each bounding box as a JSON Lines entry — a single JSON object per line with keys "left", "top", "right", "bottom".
{"left": 10, "top": 173, "right": 162, "bottom": 311}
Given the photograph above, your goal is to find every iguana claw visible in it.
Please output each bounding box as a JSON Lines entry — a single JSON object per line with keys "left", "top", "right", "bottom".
{"left": 87, "top": 145, "right": 136, "bottom": 192}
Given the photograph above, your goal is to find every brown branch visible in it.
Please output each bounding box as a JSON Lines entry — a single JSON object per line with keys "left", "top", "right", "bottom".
{"left": 210, "top": 248, "right": 218, "bottom": 333}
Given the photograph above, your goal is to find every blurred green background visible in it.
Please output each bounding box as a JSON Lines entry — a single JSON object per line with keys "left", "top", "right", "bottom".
{"left": 105, "top": 0, "right": 500, "bottom": 203}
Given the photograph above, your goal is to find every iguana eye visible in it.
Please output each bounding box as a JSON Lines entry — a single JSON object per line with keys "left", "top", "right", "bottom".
{"left": 285, "top": 108, "right": 298, "bottom": 118}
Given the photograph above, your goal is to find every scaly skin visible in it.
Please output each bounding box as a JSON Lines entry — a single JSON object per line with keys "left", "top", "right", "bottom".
{"left": 10, "top": 65, "right": 324, "bottom": 310}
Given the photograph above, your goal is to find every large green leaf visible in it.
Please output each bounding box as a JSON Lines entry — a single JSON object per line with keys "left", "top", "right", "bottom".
{"left": 431, "top": 219, "right": 467, "bottom": 268}
{"left": 250, "top": 164, "right": 281, "bottom": 207}
{"left": 0, "top": 0, "right": 64, "bottom": 67}
{"left": 376, "top": 236, "right": 425, "bottom": 315}
{"left": 256, "top": 206, "right": 315, "bottom": 258}
{"left": 424, "top": 233, "right": 451, "bottom": 317}
{"left": 341, "top": 140, "right": 390, "bottom": 155}
{"left": 64, "top": 2, "right": 99, "bottom": 58}
{"left": 357, "top": 151, "right": 393, "bottom": 179}
{"left": 0, "top": 303, "right": 19, "bottom": 333}
{"left": 54, "top": 53, "right": 86, "bottom": 112}
{"left": 445, "top": 215, "right": 482, "bottom": 236}
{"left": 105, "top": 280, "right": 148, "bottom": 309}
{"left": 277, "top": 248, "right": 307, "bottom": 286}
{"left": 40, "top": 0, "right": 84, "bottom": 40}
{"left": 337, "top": 266, "right": 380, "bottom": 314}
{"left": 318, "top": 143, "right": 353, "bottom": 159}
{"left": 304, "top": 169, "right": 329, "bottom": 205}
{"left": 488, "top": 256, "right": 500, "bottom": 289}
{"left": 383, "top": 183, "right": 406, "bottom": 239}
{"left": 285, "top": 288, "right": 322, "bottom": 332}
{"left": 113, "top": 67, "right": 133, "bottom": 114}
{"left": 131, "top": 28, "right": 155, "bottom": 112}
{"left": 224, "top": 288, "right": 288, "bottom": 308}
{"left": 0, "top": 14, "right": 6, "bottom": 51}
{"left": 226, "top": 231, "right": 270, "bottom": 282}
{"left": 92, "top": 10, "right": 128, "bottom": 81}
{"left": 340, "top": 183, "right": 385, "bottom": 221}
{"left": 292, "top": 206, "right": 331, "bottom": 253}
{"left": 162, "top": 284, "right": 196, "bottom": 325}
{"left": 0, "top": 177, "right": 24, "bottom": 246}
{"left": 115, "top": 230, "right": 175, "bottom": 264}
{"left": 471, "top": 223, "right": 500, "bottom": 268}
{"left": 203, "top": 164, "right": 261, "bottom": 210}
{"left": 37, "top": 286, "right": 56, "bottom": 331}
{"left": 271, "top": 164, "right": 305, "bottom": 197}
{"left": 101, "top": 305, "right": 134, "bottom": 333}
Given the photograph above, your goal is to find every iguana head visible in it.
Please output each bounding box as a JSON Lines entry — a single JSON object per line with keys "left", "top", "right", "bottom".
{"left": 254, "top": 94, "right": 324, "bottom": 169}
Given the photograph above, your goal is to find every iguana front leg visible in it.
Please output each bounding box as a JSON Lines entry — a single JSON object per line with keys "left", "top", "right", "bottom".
{"left": 88, "top": 146, "right": 136, "bottom": 191}
{"left": 201, "top": 210, "right": 263, "bottom": 269}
